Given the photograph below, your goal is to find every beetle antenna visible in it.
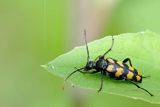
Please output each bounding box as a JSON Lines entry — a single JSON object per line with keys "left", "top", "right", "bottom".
{"left": 84, "top": 29, "right": 90, "bottom": 63}
{"left": 65, "top": 67, "right": 84, "bottom": 81}
{"left": 63, "top": 67, "right": 84, "bottom": 90}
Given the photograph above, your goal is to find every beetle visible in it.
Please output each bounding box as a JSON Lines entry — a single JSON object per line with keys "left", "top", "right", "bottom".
{"left": 65, "top": 30, "right": 153, "bottom": 96}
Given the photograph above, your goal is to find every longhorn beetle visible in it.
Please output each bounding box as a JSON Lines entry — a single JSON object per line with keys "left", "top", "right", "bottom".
{"left": 65, "top": 30, "right": 153, "bottom": 96}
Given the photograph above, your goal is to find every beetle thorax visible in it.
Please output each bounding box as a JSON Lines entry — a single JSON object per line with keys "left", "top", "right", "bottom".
{"left": 95, "top": 58, "right": 108, "bottom": 70}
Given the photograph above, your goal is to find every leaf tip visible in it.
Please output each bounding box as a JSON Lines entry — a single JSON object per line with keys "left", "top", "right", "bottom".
{"left": 41, "top": 64, "right": 55, "bottom": 73}
{"left": 41, "top": 65, "right": 47, "bottom": 68}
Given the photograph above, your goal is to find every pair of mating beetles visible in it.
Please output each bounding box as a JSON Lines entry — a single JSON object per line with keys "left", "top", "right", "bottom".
{"left": 65, "top": 30, "right": 153, "bottom": 96}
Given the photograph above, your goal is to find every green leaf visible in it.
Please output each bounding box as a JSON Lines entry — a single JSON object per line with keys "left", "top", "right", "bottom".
{"left": 42, "top": 30, "right": 160, "bottom": 104}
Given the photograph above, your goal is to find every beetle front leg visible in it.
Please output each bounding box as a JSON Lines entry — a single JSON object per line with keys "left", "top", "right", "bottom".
{"left": 90, "top": 70, "right": 100, "bottom": 74}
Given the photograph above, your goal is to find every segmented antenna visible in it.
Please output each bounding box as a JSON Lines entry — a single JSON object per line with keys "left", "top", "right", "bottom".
{"left": 84, "top": 29, "right": 90, "bottom": 63}
{"left": 102, "top": 36, "right": 114, "bottom": 57}
{"left": 64, "top": 67, "right": 84, "bottom": 81}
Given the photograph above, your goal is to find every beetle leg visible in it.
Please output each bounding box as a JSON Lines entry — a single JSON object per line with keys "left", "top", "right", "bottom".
{"left": 123, "top": 58, "right": 132, "bottom": 66}
{"left": 90, "top": 70, "right": 100, "bottom": 74}
{"left": 102, "top": 36, "right": 114, "bottom": 57}
{"left": 142, "top": 76, "right": 150, "bottom": 78}
{"left": 97, "top": 71, "right": 106, "bottom": 92}
{"left": 94, "top": 55, "right": 100, "bottom": 61}
{"left": 127, "top": 79, "right": 153, "bottom": 96}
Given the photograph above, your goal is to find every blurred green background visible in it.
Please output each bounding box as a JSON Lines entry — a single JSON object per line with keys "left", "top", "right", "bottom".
{"left": 1, "top": 0, "right": 160, "bottom": 107}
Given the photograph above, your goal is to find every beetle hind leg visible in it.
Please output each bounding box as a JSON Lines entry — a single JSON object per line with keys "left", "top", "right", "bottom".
{"left": 142, "top": 76, "right": 150, "bottom": 78}
{"left": 123, "top": 58, "right": 132, "bottom": 66}
{"left": 127, "top": 79, "right": 154, "bottom": 96}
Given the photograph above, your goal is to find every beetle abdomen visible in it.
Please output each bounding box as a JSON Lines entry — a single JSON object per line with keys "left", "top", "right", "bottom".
{"left": 106, "top": 58, "right": 142, "bottom": 82}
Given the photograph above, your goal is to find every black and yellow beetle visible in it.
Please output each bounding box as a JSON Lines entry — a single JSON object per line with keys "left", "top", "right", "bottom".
{"left": 65, "top": 30, "right": 153, "bottom": 96}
